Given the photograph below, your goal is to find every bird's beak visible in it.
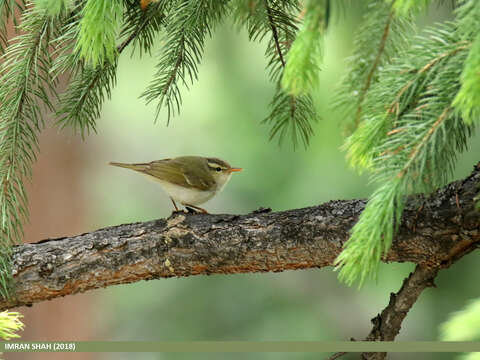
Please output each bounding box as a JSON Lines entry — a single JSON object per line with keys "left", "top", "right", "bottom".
{"left": 229, "top": 168, "right": 242, "bottom": 173}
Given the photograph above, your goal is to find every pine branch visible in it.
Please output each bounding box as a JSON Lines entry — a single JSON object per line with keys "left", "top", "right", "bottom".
{"left": 344, "top": 39, "right": 470, "bottom": 173}
{"left": 336, "top": 21, "right": 476, "bottom": 286}
{"left": 453, "top": 1, "right": 480, "bottom": 125}
{"left": 265, "top": 1, "right": 286, "bottom": 67}
{"left": 34, "top": 0, "right": 72, "bottom": 17}
{"left": 1, "top": 163, "right": 478, "bottom": 310}
{"left": 281, "top": 0, "right": 326, "bottom": 96}
{"left": 0, "top": 1, "right": 27, "bottom": 54}
{"left": 52, "top": 4, "right": 115, "bottom": 136}
{"left": 141, "top": 0, "right": 229, "bottom": 123}
{"left": 49, "top": 2, "right": 83, "bottom": 79}
{"left": 388, "top": 43, "right": 470, "bottom": 116}
{"left": 55, "top": 1, "right": 167, "bottom": 136}
{"left": 235, "top": 0, "right": 318, "bottom": 147}
{"left": 263, "top": 89, "right": 315, "bottom": 146}
{"left": 56, "top": 63, "right": 118, "bottom": 136}
{"left": 0, "top": 310, "right": 23, "bottom": 340}
{"left": 392, "top": 0, "right": 432, "bottom": 16}
{"left": 452, "top": 35, "right": 480, "bottom": 124}
{"left": 262, "top": 0, "right": 315, "bottom": 148}
{"left": 119, "top": 0, "right": 166, "bottom": 56}
{"left": 333, "top": 0, "right": 415, "bottom": 133}
{"left": 75, "top": 0, "right": 124, "bottom": 66}
{"left": 353, "top": 6, "right": 395, "bottom": 128}
{"left": 0, "top": 4, "right": 59, "bottom": 298}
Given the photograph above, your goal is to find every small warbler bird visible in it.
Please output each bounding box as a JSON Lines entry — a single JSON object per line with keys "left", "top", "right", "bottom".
{"left": 109, "top": 156, "right": 242, "bottom": 213}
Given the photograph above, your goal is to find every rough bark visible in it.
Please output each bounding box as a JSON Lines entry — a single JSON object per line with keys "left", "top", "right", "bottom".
{"left": 1, "top": 164, "right": 479, "bottom": 311}
{"left": 361, "top": 265, "right": 440, "bottom": 360}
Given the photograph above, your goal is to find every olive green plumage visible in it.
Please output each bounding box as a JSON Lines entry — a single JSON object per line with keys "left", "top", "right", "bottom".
{"left": 109, "top": 156, "right": 242, "bottom": 213}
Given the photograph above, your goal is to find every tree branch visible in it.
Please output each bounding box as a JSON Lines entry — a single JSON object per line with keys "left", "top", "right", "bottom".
{"left": 332, "top": 165, "right": 480, "bottom": 360}
{"left": 361, "top": 265, "right": 440, "bottom": 360}
{"left": 2, "top": 163, "right": 479, "bottom": 311}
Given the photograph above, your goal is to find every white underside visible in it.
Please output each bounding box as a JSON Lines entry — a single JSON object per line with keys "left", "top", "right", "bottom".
{"left": 143, "top": 170, "right": 233, "bottom": 206}
{"left": 145, "top": 176, "right": 216, "bottom": 205}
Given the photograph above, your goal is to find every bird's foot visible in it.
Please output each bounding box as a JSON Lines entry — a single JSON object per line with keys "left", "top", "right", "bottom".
{"left": 171, "top": 209, "right": 187, "bottom": 215}
{"left": 184, "top": 204, "right": 209, "bottom": 214}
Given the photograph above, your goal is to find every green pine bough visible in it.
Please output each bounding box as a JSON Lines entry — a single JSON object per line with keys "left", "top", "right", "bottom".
{"left": 333, "top": 0, "right": 416, "bottom": 133}
{"left": 75, "top": 0, "right": 124, "bottom": 67}
{"left": 335, "top": 2, "right": 478, "bottom": 286}
{"left": 0, "top": 311, "right": 23, "bottom": 340}
{"left": 0, "top": 5, "right": 60, "bottom": 298}
{"left": 281, "top": 0, "right": 326, "bottom": 96}
{"left": 453, "top": 35, "right": 480, "bottom": 125}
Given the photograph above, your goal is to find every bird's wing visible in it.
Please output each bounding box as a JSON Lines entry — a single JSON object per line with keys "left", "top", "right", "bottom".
{"left": 144, "top": 159, "right": 214, "bottom": 191}
{"left": 182, "top": 169, "right": 215, "bottom": 191}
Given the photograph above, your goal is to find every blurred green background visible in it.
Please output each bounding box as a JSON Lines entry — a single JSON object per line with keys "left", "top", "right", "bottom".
{"left": 15, "top": 3, "right": 480, "bottom": 360}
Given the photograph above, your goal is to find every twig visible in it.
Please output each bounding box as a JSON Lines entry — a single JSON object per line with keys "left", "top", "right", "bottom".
{"left": 264, "top": 0, "right": 298, "bottom": 131}
{"left": 265, "top": 0, "right": 286, "bottom": 67}
{"left": 117, "top": 2, "right": 164, "bottom": 54}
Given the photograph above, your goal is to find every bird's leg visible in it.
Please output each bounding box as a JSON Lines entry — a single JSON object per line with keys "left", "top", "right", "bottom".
{"left": 184, "top": 204, "right": 209, "bottom": 214}
{"left": 170, "top": 198, "right": 180, "bottom": 212}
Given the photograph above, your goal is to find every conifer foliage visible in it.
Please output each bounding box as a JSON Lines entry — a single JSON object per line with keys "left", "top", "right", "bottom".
{"left": 335, "top": 0, "right": 478, "bottom": 285}
{"left": 0, "top": 0, "right": 478, "bottom": 299}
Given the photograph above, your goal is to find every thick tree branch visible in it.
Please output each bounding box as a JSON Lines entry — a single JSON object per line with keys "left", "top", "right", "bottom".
{"left": 1, "top": 164, "right": 479, "bottom": 311}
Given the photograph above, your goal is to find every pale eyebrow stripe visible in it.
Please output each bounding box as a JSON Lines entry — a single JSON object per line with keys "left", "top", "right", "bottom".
{"left": 207, "top": 162, "right": 227, "bottom": 169}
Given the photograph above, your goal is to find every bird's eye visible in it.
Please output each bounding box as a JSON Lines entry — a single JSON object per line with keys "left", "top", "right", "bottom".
{"left": 216, "top": 167, "right": 222, "bottom": 172}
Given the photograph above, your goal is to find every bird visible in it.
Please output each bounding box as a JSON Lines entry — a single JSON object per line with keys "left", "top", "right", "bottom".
{"left": 109, "top": 156, "right": 242, "bottom": 213}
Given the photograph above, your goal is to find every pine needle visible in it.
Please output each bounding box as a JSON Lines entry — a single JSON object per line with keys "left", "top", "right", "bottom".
{"left": 0, "top": 4, "right": 60, "bottom": 298}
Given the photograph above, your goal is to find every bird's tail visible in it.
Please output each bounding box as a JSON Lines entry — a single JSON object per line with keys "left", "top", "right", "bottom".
{"left": 109, "top": 162, "right": 150, "bottom": 172}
